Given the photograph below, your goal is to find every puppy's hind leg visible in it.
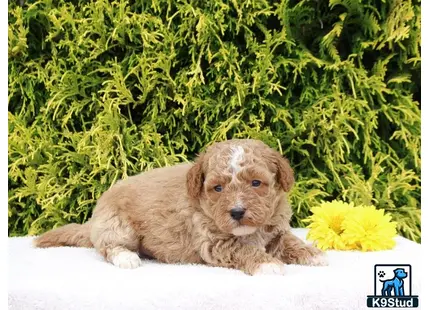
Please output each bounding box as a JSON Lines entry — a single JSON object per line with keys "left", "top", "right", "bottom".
{"left": 105, "top": 245, "right": 142, "bottom": 269}
{"left": 90, "top": 208, "right": 142, "bottom": 269}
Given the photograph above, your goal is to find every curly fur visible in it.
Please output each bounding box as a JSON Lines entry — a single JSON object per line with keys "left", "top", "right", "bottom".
{"left": 34, "top": 139, "right": 327, "bottom": 275}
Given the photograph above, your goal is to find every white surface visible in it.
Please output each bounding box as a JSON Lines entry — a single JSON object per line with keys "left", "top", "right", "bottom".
{"left": 8, "top": 228, "right": 421, "bottom": 310}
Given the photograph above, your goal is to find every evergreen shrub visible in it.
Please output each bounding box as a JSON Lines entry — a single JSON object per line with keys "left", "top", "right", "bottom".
{"left": 8, "top": 0, "right": 421, "bottom": 241}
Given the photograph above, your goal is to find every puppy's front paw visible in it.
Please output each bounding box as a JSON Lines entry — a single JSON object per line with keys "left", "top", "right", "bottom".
{"left": 253, "top": 263, "right": 286, "bottom": 276}
{"left": 112, "top": 251, "right": 142, "bottom": 269}
{"left": 307, "top": 253, "right": 329, "bottom": 266}
{"left": 293, "top": 245, "right": 328, "bottom": 266}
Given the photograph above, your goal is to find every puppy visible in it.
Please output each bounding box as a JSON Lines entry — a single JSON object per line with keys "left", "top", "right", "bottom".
{"left": 34, "top": 139, "right": 327, "bottom": 275}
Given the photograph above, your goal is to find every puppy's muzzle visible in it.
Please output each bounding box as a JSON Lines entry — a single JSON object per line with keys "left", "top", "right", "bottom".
{"left": 230, "top": 207, "right": 245, "bottom": 220}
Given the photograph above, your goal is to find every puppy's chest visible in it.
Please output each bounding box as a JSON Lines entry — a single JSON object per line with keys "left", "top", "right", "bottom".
{"left": 238, "top": 230, "right": 276, "bottom": 251}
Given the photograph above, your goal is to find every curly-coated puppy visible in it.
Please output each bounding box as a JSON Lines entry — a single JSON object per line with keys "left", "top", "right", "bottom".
{"left": 34, "top": 139, "right": 327, "bottom": 275}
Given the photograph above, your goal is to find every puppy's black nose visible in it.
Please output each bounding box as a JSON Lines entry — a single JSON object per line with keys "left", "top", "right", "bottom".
{"left": 230, "top": 207, "right": 245, "bottom": 220}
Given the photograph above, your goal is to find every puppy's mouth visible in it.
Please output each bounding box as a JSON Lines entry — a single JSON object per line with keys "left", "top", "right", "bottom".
{"left": 229, "top": 216, "right": 262, "bottom": 236}
{"left": 231, "top": 225, "right": 258, "bottom": 236}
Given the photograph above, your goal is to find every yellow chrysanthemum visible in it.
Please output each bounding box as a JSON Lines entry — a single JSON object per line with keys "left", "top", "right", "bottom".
{"left": 304, "top": 200, "right": 398, "bottom": 251}
{"left": 304, "top": 200, "right": 354, "bottom": 250}
{"left": 341, "top": 206, "right": 397, "bottom": 251}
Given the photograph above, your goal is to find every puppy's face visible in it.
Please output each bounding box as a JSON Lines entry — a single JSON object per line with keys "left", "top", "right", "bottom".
{"left": 187, "top": 139, "right": 294, "bottom": 236}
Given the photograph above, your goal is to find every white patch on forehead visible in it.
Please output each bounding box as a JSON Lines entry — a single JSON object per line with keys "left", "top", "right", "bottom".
{"left": 231, "top": 226, "right": 257, "bottom": 236}
{"left": 229, "top": 146, "right": 245, "bottom": 175}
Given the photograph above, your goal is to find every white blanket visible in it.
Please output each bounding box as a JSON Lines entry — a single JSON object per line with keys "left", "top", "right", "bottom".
{"left": 8, "top": 228, "right": 421, "bottom": 310}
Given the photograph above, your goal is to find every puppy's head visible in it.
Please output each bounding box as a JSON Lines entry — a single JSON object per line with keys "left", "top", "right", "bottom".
{"left": 187, "top": 139, "right": 294, "bottom": 236}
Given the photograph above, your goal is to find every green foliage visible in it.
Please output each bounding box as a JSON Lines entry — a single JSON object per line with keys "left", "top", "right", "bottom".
{"left": 8, "top": 0, "right": 421, "bottom": 241}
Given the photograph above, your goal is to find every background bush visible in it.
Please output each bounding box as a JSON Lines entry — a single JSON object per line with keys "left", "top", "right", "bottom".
{"left": 8, "top": 0, "right": 421, "bottom": 241}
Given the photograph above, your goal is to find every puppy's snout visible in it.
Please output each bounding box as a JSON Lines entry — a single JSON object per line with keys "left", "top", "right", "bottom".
{"left": 230, "top": 207, "right": 245, "bottom": 220}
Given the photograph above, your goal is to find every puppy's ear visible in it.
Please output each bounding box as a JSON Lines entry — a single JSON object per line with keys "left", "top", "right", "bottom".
{"left": 186, "top": 155, "right": 205, "bottom": 199}
{"left": 268, "top": 150, "right": 294, "bottom": 192}
{"left": 276, "top": 155, "right": 295, "bottom": 192}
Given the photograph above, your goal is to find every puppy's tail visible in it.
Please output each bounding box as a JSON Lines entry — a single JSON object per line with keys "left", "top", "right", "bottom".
{"left": 33, "top": 222, "right": 93, "bottom": 248}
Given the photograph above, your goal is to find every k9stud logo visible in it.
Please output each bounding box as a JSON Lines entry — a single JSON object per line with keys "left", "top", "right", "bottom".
{"left": 367, "top": 264, "right": 419, "bottom": 308}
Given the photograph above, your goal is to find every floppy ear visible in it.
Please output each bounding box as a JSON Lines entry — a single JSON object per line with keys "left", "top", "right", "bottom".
{"left": 276, "top": 155, "right": 295, "bottom": 192}
{"left": 186, "top": 155, "right": 205, "bottom": 199}
{"left": 269, "top": 150, "right": 295, "bottom": 192}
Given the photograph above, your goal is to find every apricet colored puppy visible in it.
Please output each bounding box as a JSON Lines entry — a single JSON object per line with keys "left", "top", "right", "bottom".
{"left": 34, "top": 139, "right": 327, "bottom": 275}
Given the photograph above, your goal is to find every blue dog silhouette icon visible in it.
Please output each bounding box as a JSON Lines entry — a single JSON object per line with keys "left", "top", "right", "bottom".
{"left": 380, "top": 268, "right": 408, "bottom": 296}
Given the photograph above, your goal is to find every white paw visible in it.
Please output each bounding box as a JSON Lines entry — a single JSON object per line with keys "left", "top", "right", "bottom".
{"left": 112, "top": 251, "right": 142, "bottom": 269}
{"left": 308, "top": 254, "right": 329, "bottom": 266}
{"left": 254, "top": 263, "right": 286, "bottom": 276}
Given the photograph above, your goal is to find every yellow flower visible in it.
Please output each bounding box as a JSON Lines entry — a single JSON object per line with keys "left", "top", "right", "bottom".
{"left": 341, "top": 206, "right": 397, "bottom": 251}
{"left": 304, "top": 200, "right": 398, "bottom": 251}
{"left": 305, "top": 200, "right": 354, "bottom": 250}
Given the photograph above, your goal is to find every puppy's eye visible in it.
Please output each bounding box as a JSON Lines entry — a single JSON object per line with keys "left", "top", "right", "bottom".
{"left": 214, "top": 185, "right": 223, "bottom": 192}
{"left": 251, "top": 180, "right": 261, "bottom": 187}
